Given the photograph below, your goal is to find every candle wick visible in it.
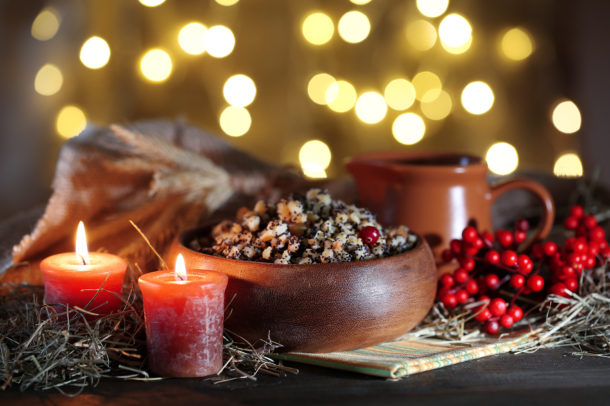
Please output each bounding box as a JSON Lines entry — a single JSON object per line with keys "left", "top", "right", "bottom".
{"left": 78, "top": 254, "right": 88, "bottom": 266}
{"left": 176, "top": 274, "right": 186, "bottom": 281}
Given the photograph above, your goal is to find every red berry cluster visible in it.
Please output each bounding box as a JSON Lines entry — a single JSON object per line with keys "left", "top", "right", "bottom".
{"left": 437, "top": 205, "right": 609, "bottom": 335}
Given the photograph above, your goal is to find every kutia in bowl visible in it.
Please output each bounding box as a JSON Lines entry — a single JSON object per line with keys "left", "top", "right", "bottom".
{"left": 165, "top": 189, "right": 437, "bottom": 353}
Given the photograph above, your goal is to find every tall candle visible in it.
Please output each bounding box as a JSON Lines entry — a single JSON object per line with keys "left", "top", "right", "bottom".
{"left": 138, "top": 254, "right": 228, "bottom": 377}
{"left": 40, "top": 222, "right": 127, "bottom": 315}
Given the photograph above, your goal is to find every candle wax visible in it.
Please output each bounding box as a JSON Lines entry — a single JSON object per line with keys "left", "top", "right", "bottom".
{"left": 138, "top": 270, "right": 228, "bottom": 377}
{"left": 40, "top": 252, "right": 127, "bottom": 314}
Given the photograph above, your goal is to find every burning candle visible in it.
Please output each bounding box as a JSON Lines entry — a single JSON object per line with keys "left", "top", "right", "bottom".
{"left": 40, "top": 222, "right": 128, "bottom": 314}
{"left": 138, "top": 254, "right": 228, "bottom": 377}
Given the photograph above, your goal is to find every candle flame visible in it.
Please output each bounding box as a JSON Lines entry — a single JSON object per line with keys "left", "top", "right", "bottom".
{"left": 76, "top": 221, "right": 90, "bottom": 265}
{"left": 175, "top": 253, "right": 187, "bottom": 281}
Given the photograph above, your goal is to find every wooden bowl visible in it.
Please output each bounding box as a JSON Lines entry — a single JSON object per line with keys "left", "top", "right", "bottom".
{"left": 165, "top": 227, "right": 437, "bottom": 353}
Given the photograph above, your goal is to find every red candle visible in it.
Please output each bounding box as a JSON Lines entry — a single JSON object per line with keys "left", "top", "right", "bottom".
{"left": 40, "top": 222, "right": 127, "bottom": 315}
{"left": 138, "top": 254, "right": 228, "bottom": 377}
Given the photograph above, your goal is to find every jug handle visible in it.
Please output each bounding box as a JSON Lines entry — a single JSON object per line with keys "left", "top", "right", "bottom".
{"left": 490, "top": 179, "right": 555, "bottom": 249}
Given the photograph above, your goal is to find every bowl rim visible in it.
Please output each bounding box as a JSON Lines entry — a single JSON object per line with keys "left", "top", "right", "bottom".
{"left": 175, "top": 225, "right": 428, "bottom": 269}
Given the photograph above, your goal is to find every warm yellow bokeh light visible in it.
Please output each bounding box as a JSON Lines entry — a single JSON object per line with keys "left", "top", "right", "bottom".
{"left": 219, "top": 106, "right": 251, "bottom": 137}
{"left": 31, "top": 7, "right": 60, "bottom": 41}
{"left": 140, "top": 49, "right": 173, "bottom": 82}
{"left": 325, "top": 80, "right": 357, "bottom": 113}
{"left": 79, "top": 36, "right": 111, "bottom": 69}
{"left": 302, "top": 12, "right": 334, "bottom": 46}
{"left": 412, "top": 71, "right": 442, "bottom": 102}
{"left": 486, "top": 142, "right": 518, "bottom": 175}
{"left": 215, "top": 0, "right": 239, "bottom": 6}
{"left": 299, "top": 140, "right": 332, "bottom": 171}
{"left": 350, "top": 0, "right": 372, "bottom": 5}
{"left": 439, "top": 14, "right": 472, "bottom": 51}
{"left": 551, "top": 100, "right": 581, "bottom": 134}
{"left": 405, "top": 20, "right": 437, "bottom": 51}
{"left": 205, "top": 25, "right": 235, "bottom": 58}
{"left": 34, "top": 64, "right": 63, "bottom": 96}
{"left": 178, "top": 22, "right": 207, "bottom": 55}
{"left": 307, "top": 73, "right": 336, "bottom": 105}
{"left": 500, "top": 28, "right": 534, "bottom": 61}
{"left": 442, "top": 35, "right": 472, "bottom": 54}
{"left": 301, "top": 162, "right": 328, "bottom": 179}
{"left": 384, "top": 79, "right": 416, "bottom": 111}
{"left": 392, "top": 113, "right": 426, "bottom": 145}
{"left": 416, "top": 0, "right": 449, "bottom": 18}
{"left": 421, "top": 89, "right": 452, "bottom": 120}
{"left": 139, "top": 0, "right": 166, "bottom": 7}
{"left": 355, "top": 92, "right": 387, "bottom": 124}
{"left": 553, "top": 153, "right": 583, "bottom": 178}
{"left": 56, "top": 105, "right": 87, "bottom": 139}
{"left": 338, "top": 11, "right": 371, "bottom": 44}
{"left": 223, "top": 74, "right": 257, "bottom": 107}
{"left": 461, "top": 81, "right": 494, "bottom": 115}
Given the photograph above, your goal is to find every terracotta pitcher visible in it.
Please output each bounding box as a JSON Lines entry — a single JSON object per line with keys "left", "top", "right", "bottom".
{"left": 345, "top": 151, "right": 555, "bottom": 270}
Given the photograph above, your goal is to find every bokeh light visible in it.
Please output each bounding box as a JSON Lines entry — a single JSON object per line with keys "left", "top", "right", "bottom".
{"left": 302, "top": 12, "right": 334, "bottom": 46}
{"left": 56, "top": 105, "right": 87, "bottom": 139}
{"left": 325, "top": 80, "right": 357, "bottom": 113}
{"left": 139, "top": 0, "right": 166, "bottom": 7}
{"left": 140, "top": 49, "right": 173, "bottom": 82}
{"left": 392, "top": 113, "right": 426, "bottom": 145}
{"left": 205, "top": 25, "right": 235, "bottom": 58}
{"left": 355, "top": 92, "right": 387, "bottom": 124}
{"left": 384, "top": 79, "right": 416, "bottom": 111}
{"left": 551, "top": 100, "right": 581, "bottom": 134}
{"left": 338, "top": 11, "right": 371, "bottom": 44}
{"left": 412, "top": 71, "right": 442, "bottom": 102}
{"left": 31, "top": 7, "right": 60, "bottom": 41}
{"left": 500, "top": 28, "right": 534, "bottom": 61}
{"left": 442, "top": 36, "right": 472, "bottom": 54}
{"left": 416, "top": 0, "right": 449, "bottom": 18}
{"left": 350, "top": 0, "right": 372, "bottom": 4}
{"left": 34, "top": 64, "right": 63, "bottom": 96}
{"left": 223, "top": 74, "right": 257, "bottom": 107}
{"left": 307, "top": 73, "right": 336, "bottom": 105}
{"left": 178, "top": 22, "right": 207, "bottom": 55}
{"left": 219, "top": 106, "right": 251, "bottom": 137}
{"left": 421, "top": 89, "right": 452, "bottom": 120}
{"left": 439, "top": 14, "right": 472, "bottom": 53}
{"left": 486, "top": 142, "right": 518, "bottom": 175}
{"left": 553, "top": 153, "right": 583, "bottom": 178}
{"left": 405, "top": 20, "right": 437, "bottom": 51}
{"left": 79, "top": 36, "right": 111, "bottom": 69}
{"left": 461, "top": 81, "right": 494, "bottom": 115}
{"left": 215, "top": 0, "right": 239, "bottom": 6}
{"left": 299, "top": 140, "right": 331, "bottom": 179}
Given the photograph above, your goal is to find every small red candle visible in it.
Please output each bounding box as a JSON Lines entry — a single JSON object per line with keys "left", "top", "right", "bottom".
{"left": 138, "top": 254, "right": 228, "bottom": 377}
{"left": 40, "top": 222, "right": 127, "bottom": 315}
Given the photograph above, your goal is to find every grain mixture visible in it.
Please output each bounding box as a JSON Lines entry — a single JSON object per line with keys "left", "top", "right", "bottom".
{"left": 191, "top": 189, "right": 418, "bottom": 264}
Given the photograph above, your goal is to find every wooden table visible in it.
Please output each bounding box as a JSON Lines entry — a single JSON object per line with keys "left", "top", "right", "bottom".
{"left": 1, "top": 209, "right": 610, "bottom": 406}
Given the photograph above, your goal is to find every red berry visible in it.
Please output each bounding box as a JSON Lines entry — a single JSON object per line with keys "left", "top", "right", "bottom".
{"left": 570, "top": 205, "right": 585, "bottom": 218}
{"left": 588, "top": 241, "right": 601, "bottom": 256}
{"left": 472, "top": 237, "right": 485, "bottom": 251}
{"left": 572, "top": 240, "right": 587, "bottom": 254}
{"left": 456, "top": 289, "right": 469, "bottom": 304}
{"left": 459, "top": 257, "right": 475, "bottom": 272}
{"left": 500, "top": 314, "right": 514, "bottom": 328}
{"left": 486, "top": 320, "right": 500, "bottom": 334}
{"left": 564, "top": 278, "right": 578, "bottom": 292}
{"left": 440, "top": 273, "right": 454, "bottom": 287}
{"left": 585, "top": 256, "right": 596, "bottom": 269}
{"left": 507, "top": 305, "right": 523, "bottom": 321}
{"left": 564, "top": 216, "right": 579, "bottom": 230}
{"left": 542, "top": 241, "right": 557, "bottom": 256}
{"left": 515, "top": 218, "right": 530, "bottom": 232}
{"left": 441, "top": 293, "right": 458, "bottom": 308}
{"left": 501, "top": 250, "right": 518, "bottom": 267}
{"left": 441, "top": 249, "right": 454, "bottom": 262}
{"left": 549, "top": 283, "right": 568, "bottom": 297}
{"left": 359, "top": 226, "right": 380, "bottom": 245}
{"left": 560, "top": 266, "right": 576, "bottom": 280}
{"left": 517, "top": 254, "right": 533, "bottom": 273}
{"left": 514, "top": 230, "right": 527, "bottom": 244}
{"left": 462, "top": 226, "right": 479, "bottom": 243}
{"left": 489, "top": 298, "right": 507, "bottom": 316}
{"left": 584, "top": 215, "right": 597, "bottom": 229}
{"left": 602, "top": 247, "right": 610, "bottom": 258}
{"left": 527, "top": 275, "right": 545, "bottom": 292}
{"left": 495, "top": 230, "right": 513, "bottom": 248}
{"left": 485, "top": 273, "right": 500, "bottom": 289}
{"left": 532, "top": 243, "right": 544, "bottom": 259}
{"left": 510, "top": 274, "right": 525, "bottom": 289}
{"left": 475, "top": 307, "right": 491, "bottom": 322}
{"left": 454, "top": 268, "right": 469, "bottom": 283}
{"left": 590, "top": 226, "right": 606, "bottom": 242}
{"left": 466, "top": 279, "right": 479, "bottom": 295}
{"left": 601, "top": 240, "right": 609, "bottom": 250}
{"left": 450, "top": 239, "right": 462, "bottom": 254}
{"left": 481, "top": 231, "right": 494, "bottom": 246}
{"left": 485, "top": 250, "right": 500, "bottom": 265}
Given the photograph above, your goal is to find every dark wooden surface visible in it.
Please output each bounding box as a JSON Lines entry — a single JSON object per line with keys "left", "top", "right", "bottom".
{"left": 1, "top": 209, "right": 610, "bottom": 405}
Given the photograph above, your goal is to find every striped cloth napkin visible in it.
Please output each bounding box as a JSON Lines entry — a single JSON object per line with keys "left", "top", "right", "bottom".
{"left": 274, "top": 332, "right": 537, "bottom": 379}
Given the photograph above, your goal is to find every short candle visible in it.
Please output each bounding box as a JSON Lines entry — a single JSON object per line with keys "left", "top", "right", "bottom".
{"left": 40, "top": 222, "right": 127, "bottom": 314}
{"left": 138, "top": 254, "right": 228, "bottom": 377}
